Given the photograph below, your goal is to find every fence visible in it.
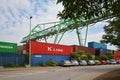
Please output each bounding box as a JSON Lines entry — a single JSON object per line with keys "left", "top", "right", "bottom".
{"left": 0, "top": 53, "right": 25, "bottom": 67}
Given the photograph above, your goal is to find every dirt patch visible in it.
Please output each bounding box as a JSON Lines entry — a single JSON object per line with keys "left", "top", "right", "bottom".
{"left": 93, "top": 69, "right": 120, "bottom": 80}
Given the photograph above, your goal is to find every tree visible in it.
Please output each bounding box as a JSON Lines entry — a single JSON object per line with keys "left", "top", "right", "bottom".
{"left": 57, "top": 0, "right": 117, "bottom": 20}
{"left": 100, "top": 1, "right": 120, "bottom": 50}
{"left": 57, "top": 0, "right": 120, "bottom": 49}
{"left": 101, "top": 19, "right": 120, "bottom": 50}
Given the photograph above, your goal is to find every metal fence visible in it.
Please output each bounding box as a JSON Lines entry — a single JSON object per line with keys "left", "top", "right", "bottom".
{"left": 0, "top": 53, "right": 25, "bottom": 67}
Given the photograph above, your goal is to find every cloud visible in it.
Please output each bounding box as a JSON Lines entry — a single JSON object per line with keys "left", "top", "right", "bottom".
{"left": 0, "top": 0, "right": 117, "bottom": 50}
{"left": 0, "top": 0, "right": 63, "bottom": 44}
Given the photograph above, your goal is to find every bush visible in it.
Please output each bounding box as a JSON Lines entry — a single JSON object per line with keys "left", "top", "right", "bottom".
{"left": 81, "top": 55, "right": 88, "bottom": 60}
{"left": 7, "top": 62, "right": 17, "bottom": 67}
{"left": 95, "top": 56, "right": 101, "bottom": 60}
{"left": 105, "top": 52, "right": 113, "bottom": 60}
{"left": 39, "top": 59, "right": 44, "bottom": 66}
{"left": 71, "top": 51, "right": 84, "bottom": 60}
{"left": 47, "top": 60, "right": 57, "bottom": 66}
{"left": 100, "top": 55, "right": 109, "bottom": 60}
{"left": 87, "top": 54, "right": 94, "bottom": 60}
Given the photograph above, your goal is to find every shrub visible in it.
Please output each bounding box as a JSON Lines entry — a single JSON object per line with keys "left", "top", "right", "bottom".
{"left": 105, "top": 52, "right": 113, "bottom": 60}
{"left": 71, "top": 51, "right": 84, "bottom": 60}
{"left": 81, "top": 55, "right": 88, "bottom": 60}
{"left": 95, "top": 56, "right": 101, "bottom": 60}
{"left": 7, "top": 62, "right": 16, "bottom": 67}
{"left": 87, "top": 54, "right": 94, "bottom": 60}
{"left": 47, "top": 60, "right": 57, "bottom": 66}
{"left": 100, "top": 55, "right": 109, "bottom": 60}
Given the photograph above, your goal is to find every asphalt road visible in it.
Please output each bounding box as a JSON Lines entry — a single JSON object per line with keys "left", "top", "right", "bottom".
{"left": 0, "top": 65, "right": 120, "bottom": 80}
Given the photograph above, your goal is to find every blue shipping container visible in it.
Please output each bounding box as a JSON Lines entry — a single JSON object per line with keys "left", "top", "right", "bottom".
{"left": 95, "top": 48, "right": 113, "bottom": 55}
{"left": 0, "top": 53, "right": 25, "bottom": 66}
{"left": 31, "top": 54, "right": 70, "bottom": 66}
{"left": 88, "top": 42, "right": 107, "bottom": 49}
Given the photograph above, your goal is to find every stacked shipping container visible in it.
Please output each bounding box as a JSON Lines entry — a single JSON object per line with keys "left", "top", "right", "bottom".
{"left": 72, "top": 45, "right": 96, "bottom": 55}
{"left": 113, "top": 51, "right": 120, "bottom": 60}
{"left": 0, "top": 41, "right": 17, "bottom": 53}
{"left": 31, "top": 54, "right": 70, "bottom": 66}
{"left": 25, "top": 41, "right": 73, "bottom": 66}
{"left": 88, "top": 42, "right": 107, "bottom": 49}
{"left": 95, "top": 48, "right": 113, "bottom": 55}
{"left": 26, "top": 41, "right": 73, "bottom": 55}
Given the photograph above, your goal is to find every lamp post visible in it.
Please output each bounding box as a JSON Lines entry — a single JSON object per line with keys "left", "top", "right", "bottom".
{"left": 29, "top": 16, "right": 32, "bottom": 67}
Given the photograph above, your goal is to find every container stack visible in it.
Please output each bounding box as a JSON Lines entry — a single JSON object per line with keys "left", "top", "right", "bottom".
{"left": 25, "top": 41, "right": 73, "bottom": 66}
{"left": 88, "top": 42, "right": 107, "bottom": 49}
{"left": 0, "top": 41, "right": 25, "bottom": 66}
{"left": 113, "top": 51, "right": 120, "bottom": 60}
{"left": 0, "top": 41, "right": 17, "bottom": 53}
{"left": 72, "top": 45, "right": 96, "bottom": 55}
{"left": 88, "top": 42, "right": 112, "bottom": 56}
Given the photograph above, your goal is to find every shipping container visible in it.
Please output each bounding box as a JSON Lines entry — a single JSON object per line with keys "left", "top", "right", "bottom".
{"left": 95, "top": 48, "right": 113, "bottom": 55}
{"left": 26, "top": 41, "right": 73, "bottom": 55}
{"left": 113, "top": 51, "right": 120, "bottom": 60}
{"left": 88, "top": 42, "right": 107, "bottom": 49}
{"left": 31, "top": 54, "right": 70, "bottom": 66}
{"left": 0, "top": 53, "right": 25, "bottom": 66}
{"left": 0, "top": 41, "right": 17, "bottom": 53}
{"left": 72, "top": 45, "right": 96, "bottom": 55}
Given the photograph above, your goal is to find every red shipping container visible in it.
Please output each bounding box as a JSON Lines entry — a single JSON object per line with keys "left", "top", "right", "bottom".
{"left": 72, "top": 45, "right": 96, "bottom": 55}
{"left": 26, "top": 41, "right": 73, "bottom": 55}
{"left": 113, "top": 51, "right": 120, "bottom": 60}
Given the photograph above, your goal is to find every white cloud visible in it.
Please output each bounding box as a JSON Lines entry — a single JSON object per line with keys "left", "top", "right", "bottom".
{"left": 0, "top": 0, "right": 117, "bottom": 50}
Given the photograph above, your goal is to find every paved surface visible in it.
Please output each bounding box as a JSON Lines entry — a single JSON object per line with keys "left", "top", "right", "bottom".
{"left": 0, "top": 65, "right": 120, "bottom": 80}
{"left": 93, "top": 69, "right": 120, "bottom": 80}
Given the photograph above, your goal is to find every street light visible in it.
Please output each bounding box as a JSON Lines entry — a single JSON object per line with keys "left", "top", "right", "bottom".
{"left": 29, "top": 16, "right": 32, "bottom": 67}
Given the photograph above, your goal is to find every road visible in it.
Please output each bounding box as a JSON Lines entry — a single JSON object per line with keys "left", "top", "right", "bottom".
{"left": 0, "top": 65, "right": 120, "bottom": 80}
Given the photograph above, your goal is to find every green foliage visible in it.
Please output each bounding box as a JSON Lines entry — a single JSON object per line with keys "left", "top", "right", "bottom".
{"left": 95, "top": 56, "right": 101, "bottom": 61}
{"left": 57, "top": 0, "right": 117, "bottom": 19}
{"left": 101, "top": 18, "right": 120, "bottom": 50}
{"left": 47, "top": 60, "right": 57, "bottom": 66}
{"left": 71, "top": 51, "right": 84, "bottom": 60}
{"left": 105, "top": 52, "right": 114, "bottom": 60}
{"left": 81, "top": 55, "right": 88, "bottom": 60}
{"left": 39, "top": 58, "right": 46, "bottom": 66}
{"left": 87, "top": 54, "right": 93, "bottom": 60}
{"left": 57, "top": 0, "right": 120, "bottom": 49}
{"left": 77, "top": 51, "right": 83, "bottom": 55}
{"left": 7, "top": 62, "right": 19, "bottom": 67}
{"left": 100, "top": 55, "right": 109, "bottom": 60}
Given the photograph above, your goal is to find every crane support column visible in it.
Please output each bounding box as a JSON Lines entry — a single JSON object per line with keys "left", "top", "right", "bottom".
{"left": 76, "top": 28, "right": 83, "bottom": 46}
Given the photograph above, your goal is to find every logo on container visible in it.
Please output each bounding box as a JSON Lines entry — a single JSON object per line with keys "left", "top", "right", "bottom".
{"left": 0, "top": 45, "right": 13, "bottom": 49}
{"left": 47, "top": 47, "right": 63, "bottom": 52}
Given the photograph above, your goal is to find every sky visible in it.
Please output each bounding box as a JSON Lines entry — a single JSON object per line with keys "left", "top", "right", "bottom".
{"left": 0, "top": 0, "right": 117, "bottom": 50}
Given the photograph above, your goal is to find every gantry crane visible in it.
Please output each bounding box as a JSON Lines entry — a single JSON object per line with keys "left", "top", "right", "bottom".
{"left": 21, "top": 14, "right": 113, "bottom": 46}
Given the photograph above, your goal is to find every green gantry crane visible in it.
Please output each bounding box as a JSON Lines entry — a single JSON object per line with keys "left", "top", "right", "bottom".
{"left": 21, "top": 14, "right": 113, "bottom": 46}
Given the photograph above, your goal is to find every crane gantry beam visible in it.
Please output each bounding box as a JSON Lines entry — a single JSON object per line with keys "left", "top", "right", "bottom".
{"left": 21, "top": 14, "right": 113, "bottom": 46}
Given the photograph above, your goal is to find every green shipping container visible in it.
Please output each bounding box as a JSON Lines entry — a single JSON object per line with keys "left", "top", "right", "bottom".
{"left": 0, "top": 41, "right": 17, "bottom": 53}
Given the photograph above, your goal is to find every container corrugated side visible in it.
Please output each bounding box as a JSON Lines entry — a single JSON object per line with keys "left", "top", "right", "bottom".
{"left": 72, "top": 45, "right": 96, "bottom": 55}
{"left": 0, "top": 53, "right": 25, "bottom": 66}
{"left": 26, "top": 41, "right": 73, "bottom": 55}
{"left": 31, "top": 54, "right": 70, "bottom": 66}
{"left": 0, "top": 41, "right": 17, "bottom": 53}
{"left": 95, "top": 48, "right": 113, "bottom": 55}
{"left": 88, "top": 42, "right": 107, "bottom": 49}
{"left": 113, "top": 51, "right": 120, "bottom": 60}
